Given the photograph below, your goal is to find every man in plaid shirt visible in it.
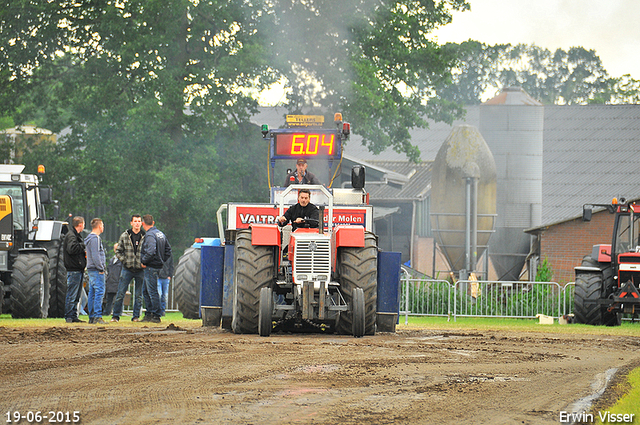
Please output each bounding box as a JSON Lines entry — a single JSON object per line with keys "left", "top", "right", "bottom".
{"left": 110, "top": 215, "right": 145, "bottom": 322}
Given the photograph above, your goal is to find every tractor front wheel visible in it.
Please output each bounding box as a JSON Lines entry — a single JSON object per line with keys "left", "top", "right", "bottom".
{"left": 232, "top": 230, "right": 276, "bottom": 334}
{"left": 352, "top": 287, "right": 365, "bottom": 338}
{"left": 258, "top": 287, "right": 274, "bottom": 337}
{"left": 10, "top": 254, "right": 50, "bottom": 318}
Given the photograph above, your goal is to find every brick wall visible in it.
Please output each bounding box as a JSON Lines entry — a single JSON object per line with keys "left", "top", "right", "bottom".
{"left": 539, "top": 210, "right": 614, "bottom": 284}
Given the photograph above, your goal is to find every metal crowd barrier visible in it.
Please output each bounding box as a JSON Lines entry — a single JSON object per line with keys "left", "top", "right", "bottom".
{"left": 400, "top": 277, "right": 576, "bottom": 323}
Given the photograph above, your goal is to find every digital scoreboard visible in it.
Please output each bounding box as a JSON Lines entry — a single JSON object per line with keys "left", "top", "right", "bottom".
{"left": 273, "top": 130, "right": 341, "bottom": 159}
{"left": 263, "top": 114, "right": 347, "bottom": 161}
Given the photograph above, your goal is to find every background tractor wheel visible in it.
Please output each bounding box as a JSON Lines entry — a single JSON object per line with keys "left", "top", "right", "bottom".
{"left": 173, "top": 247, "right": 202, "bottom": 319}
{"left": 258, "top": 287, "right": 273, "bottom": 337}
{"left": 574, "top": 272, "right": 620, "bottom": 326}
{"left": 352, "top": 287, "right": 365, "bottom": 338}
{"left": 574, "top": 256, "right": 620, "bottom": 326}
{"left": 43, "top": 241, "right": 67, "bottom": 318}
{"left": 10, "top": 254, "right": 50, "bottom": 318}
{"left": 232, "top": 230, "right": 275, "bottom": 334}
{"left": 336, "top": 231, "right": 377, "bottom": 335}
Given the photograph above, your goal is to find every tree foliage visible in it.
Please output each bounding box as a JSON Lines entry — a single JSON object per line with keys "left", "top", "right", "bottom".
{"left": 438, "top": 41, "right": 640, "bottom": 105}
{"left": 1, "top": 0, "right": 275, "bottom": 246}
{"left": 0, "top": 0, "right": 471, "bottom": 247}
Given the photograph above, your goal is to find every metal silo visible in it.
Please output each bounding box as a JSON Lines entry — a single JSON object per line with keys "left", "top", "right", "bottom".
{"left": 479, "top": 87, "right": 543, "bottom": 281}
{"left": 431, "top": 125, "right": 497, "bottom": 276}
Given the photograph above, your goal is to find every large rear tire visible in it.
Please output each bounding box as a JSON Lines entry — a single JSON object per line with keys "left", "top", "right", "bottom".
{"left": 574, "top": 272, "right": 620, "bottom": 326}
{"left": 232, "top": 230, "right": 275, "bottom": 334}
{"left": 43, "top": 241, "right": 67, "bottom": 318}
{"left": 10, "top": 254, "right": 50, "bottom": 318}
{"left": 336, "top": 232, "right": 377, "bottom": 335}
{"left": 173, "top": 247, "right": 201, "bottom": 319}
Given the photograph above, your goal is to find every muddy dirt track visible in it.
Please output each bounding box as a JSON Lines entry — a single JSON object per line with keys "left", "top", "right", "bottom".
{"left": 1, "top": 323, "right": 639, "bottom": 425}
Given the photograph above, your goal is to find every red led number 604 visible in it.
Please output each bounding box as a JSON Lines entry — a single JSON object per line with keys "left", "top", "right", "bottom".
{"left": 278, "top": 133, "right": 335, "bottom": 156}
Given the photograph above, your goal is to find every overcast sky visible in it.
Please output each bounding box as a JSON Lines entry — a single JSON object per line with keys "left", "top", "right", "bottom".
{"left": 433, "top": 0, "right": 639, "bottom": 79}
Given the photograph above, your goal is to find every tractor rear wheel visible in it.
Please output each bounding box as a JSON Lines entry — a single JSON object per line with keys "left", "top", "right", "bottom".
{"left": 232, "top": 230, "right": 276, "bottom": 334}
{"left": 574, "top": 272, "right": 620, "bottom": 326}
{"left": 258, "top": 287, "right": 273, "bottom": 337}
{"left": 174, "top": 247, "right": 202, "bottom": 319}
{"left": 336, "top": 231, "right": 377, "bottom": 335}
{"left": 10, "top": 253, "right": 50, "bottom": 318}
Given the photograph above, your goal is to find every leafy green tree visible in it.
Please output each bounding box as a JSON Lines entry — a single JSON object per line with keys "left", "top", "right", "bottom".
{"left": 0, "top": 0, "right": 472, "bottom": 247}
{"left": 439, "top": 42, "right": 623, "bottom": 105}
{"left": 1, "top": 0, "right": 274, "bottom": 246}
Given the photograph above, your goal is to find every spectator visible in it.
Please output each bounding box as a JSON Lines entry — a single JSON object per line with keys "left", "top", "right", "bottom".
{"left": 85, "top": 218, "right": 107, "bottom": 324}
{"left": 110, "top": 215, "right": 145, "bottom": 322}
{"left": 64, "top": 216, "right": 86, "bottom": 323}
{"left": 103, "top": 243, "right": 122, "bottom": 316}
{"left": 140, "top": 214, "right": 172, "bottom": 323}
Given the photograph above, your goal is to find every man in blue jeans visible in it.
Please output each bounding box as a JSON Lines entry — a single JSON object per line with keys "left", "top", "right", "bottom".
{"left": 140, "top": 214, "right": 172, "bottom": 323}
{"left": 110, "top": 215, "right": 145, "bottom": 322}
{"left": 85, "top": 218, "right": 107, "bottom": 324}
{"left": 64, "top": 216, "right": 87, "bottom": 323}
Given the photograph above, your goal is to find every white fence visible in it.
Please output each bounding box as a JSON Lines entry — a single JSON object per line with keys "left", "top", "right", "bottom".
{"left": 401, "top": 277, "right": 576, "bottom": 323}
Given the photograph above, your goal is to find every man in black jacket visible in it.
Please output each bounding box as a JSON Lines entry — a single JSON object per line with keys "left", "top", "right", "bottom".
{"left": 277, "top": 188, "right": 319, "bottom": 231}
{"left": 64, "top": 216, "right": 86, "bottom": 323}
{"left": 140, "top": 214, "right": 171, "bottom": 323}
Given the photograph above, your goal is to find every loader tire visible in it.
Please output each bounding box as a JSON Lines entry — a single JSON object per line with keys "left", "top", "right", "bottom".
{"left": 10, "top": 253, "right": 50, "bottom": 318}
{"left": 232, "top": 230, "right": 275, "bottom": 334}
{"left": 336, "top": 232, "right": 377, "bottom": 336}
{"left": 43, "top": 241, "right": 67, "bottom": 318}
{"left": 174, "top": 247, "right": 201, "bottom": 319}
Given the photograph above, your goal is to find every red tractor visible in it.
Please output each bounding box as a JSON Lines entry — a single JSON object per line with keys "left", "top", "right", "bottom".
{"left": 574, "top": 198, "right": 640, "bottom": 325}
{"left": 231, "top": 184, "right": 378, "bottom": 337}
{"left": 174, "top": 113, "right": 400, "bottom": 336}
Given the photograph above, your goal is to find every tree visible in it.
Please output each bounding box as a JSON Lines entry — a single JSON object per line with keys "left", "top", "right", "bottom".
{"left": 0, "top": 0, "right": 472, "bottom": 246}
{"left": 1, "top": 0, "right": 275, "bottom": 246}
{"left": 439, "top": 42, "right": 624, "bottom": 105}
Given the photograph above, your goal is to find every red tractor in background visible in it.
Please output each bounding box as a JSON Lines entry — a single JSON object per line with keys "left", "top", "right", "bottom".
{"left": 574, "top": 198, "right": 640, "bottom": 325}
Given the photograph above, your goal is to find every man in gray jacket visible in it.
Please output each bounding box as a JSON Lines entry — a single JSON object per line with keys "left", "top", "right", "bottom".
{"left": 111, "top": 215, "right": 145, "bottom": 322}
{"left": 85, "top": 218, "right": 106, "bottom": 324}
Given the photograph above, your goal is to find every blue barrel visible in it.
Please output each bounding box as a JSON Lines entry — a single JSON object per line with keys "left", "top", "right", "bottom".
{"left": 377, "top": 251, "right": 402, "bottom": 332}
{"left": 200, "top": 245, "right": 225, "bottom": 326}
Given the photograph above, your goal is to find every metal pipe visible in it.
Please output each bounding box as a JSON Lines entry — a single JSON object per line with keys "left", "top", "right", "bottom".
{"left": 464, "top": 177, "right": 471, "bottom": 274}
{"left": 471, "top": 177, "right": 478, "bottom": 272}
{"left": 410, "top": 200, "right": 416, "bottom": 268}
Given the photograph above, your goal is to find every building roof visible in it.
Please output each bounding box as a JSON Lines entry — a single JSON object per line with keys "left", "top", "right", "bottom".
{"left": 252, "top": 104, "right": 640, "bottom": 228}
{"left": 360, "top": 159, "right": 432, "bottom": 202}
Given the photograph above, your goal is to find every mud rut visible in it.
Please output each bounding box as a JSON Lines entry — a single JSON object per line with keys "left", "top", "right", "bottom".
{"left": 1, "top": 324, "right": 639, "bottom": 424}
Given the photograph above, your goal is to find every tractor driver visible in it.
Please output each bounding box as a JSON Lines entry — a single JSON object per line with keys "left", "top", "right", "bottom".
{"left": 284, "top": 158, "right": 321, "bottom": 187}
{"left": 277, "top": 188, "right": 320, "bottom": 231}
